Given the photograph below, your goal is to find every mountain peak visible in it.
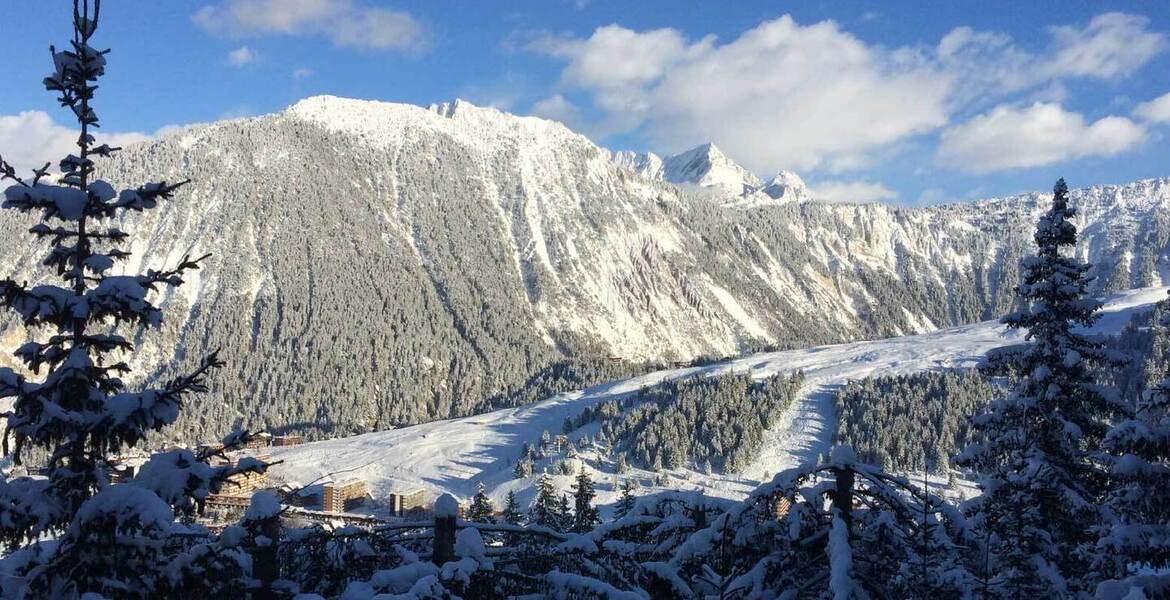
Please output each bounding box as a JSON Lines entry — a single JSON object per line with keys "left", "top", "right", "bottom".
{"left": 611, "top": 150, "right": 665, "bottom": 181}
{"left": 286, "top": 95, "right": 512, "bottom": 124}
{"left": 662, "top": 143, "right": 762, "bottom": 194}
{"left": 428, "top": 98, "right": 474, "bottom": 118}
{"left": 760, "top": 170, "right": 809, "bottom": 202}
{"left": 284, "top": 95, "right": 424, "bottom": 122}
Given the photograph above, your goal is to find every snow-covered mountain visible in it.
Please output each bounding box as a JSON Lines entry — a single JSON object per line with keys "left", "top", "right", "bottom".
{"left": 612, "top": 144, "right": 809, "bottom": 202}
{"left": 1, "top": 95, "right": 1169, "bottom": 443}
{"left": 265, "top": 286, "right": 1165, "bottom": 512}
{"left": 758, "top": 170, "right": 809, "bottom": 202}
{"left": 612, "top": 143, "right": 768, "bottom": 197}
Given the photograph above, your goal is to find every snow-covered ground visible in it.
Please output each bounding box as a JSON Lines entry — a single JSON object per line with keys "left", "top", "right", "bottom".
{"left": 268, "top": 286, "right": 1167, "bottom": 513}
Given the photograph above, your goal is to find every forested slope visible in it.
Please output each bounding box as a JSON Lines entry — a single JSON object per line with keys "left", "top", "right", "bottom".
{"left": 1, "top": 96, "right": 1168, "bottom": 443}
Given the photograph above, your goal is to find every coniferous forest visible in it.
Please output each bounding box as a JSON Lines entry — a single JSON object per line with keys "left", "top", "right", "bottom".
{"left": 0, "top": 3, "right": 1169, "bottom": 599}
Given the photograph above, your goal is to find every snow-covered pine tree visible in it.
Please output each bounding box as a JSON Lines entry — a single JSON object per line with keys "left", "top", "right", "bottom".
{"left": 513, "top": 454, "right": 534, "bottom": 479}
{"left": 1094, "top": 290, "right": 1170, "bottom": 594}
{"left": 503, "top": 490, "right": 522, "bottom": 526}
{"left": 571, "top": 467, "right": 600, "bottom": 533}
{"left": 528, "top": 471, "right": 561, "bottom": 530}
{"left": 0, "top": 2, "right": 266, "bottom": 594}
{"left": 467, "top": 481, "right": 495, "bottom": 523}
{"left": 667, "top": 445, "right": 972, "bottom": 599}
{"left": 557, "top": 493, "right": 573, "bottom": 532}
{"left": 615, "top": 453, "right": 628, "bottom": 474}
{"left": 614, "top": 478, "right": 637, "bottom": 520}
{"left": 957, "top": 178, "right": 1122, "bottom": 595}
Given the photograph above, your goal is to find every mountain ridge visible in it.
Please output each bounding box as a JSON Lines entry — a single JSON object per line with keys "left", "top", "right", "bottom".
{"left": 1, "top": 94, "right": 1168, "bottom": 444}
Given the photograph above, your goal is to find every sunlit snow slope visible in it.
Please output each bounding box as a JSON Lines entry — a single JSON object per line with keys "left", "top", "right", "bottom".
{"left": 268, "top": 286, "right": 1167, "bottom": 510}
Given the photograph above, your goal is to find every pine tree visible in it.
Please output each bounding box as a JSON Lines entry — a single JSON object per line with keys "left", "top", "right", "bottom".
{"left": 513, "top": 454, "right": 533, "bottom": 479}
{"left": 499, "top": 489, "right": 523, "bottom": 548}
{"left": 0, "top": 3, "right": 266, "bottom": 594}
{"left": 615, "top": 478, "right": 637, "bottom": 520}
{"left": 1095, "top": 290, "right": 1170, "bottom": 589}
{"left": 557, "top": 494, "right": 573, "bottom": 533}
{"left": 571, "top": 468, "right": 600, "bottom": 533}
{"left": 615, "top": 453, "right": 629, "bottom": 474}
{"left": 957, "top": 179, "right": 1121, "bottom": 595}
{"left": 528, "top": 471, "right": 561, "bottom": 530}
{"left": 502, "top": 490, "right": 522, "bottom": 526}
{"left": 467, "top": 481, "right": 495, "bottom": 523}
{"left": 665, "top": 446, "right": 972, "bottom": 599}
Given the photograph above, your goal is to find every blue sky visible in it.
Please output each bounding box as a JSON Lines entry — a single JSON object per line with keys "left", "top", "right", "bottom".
{"left": 1, "top": 1, "right": 1168, "bottom": 205}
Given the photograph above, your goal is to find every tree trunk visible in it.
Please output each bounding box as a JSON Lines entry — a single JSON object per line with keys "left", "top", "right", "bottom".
{"left": 832, "top": 466, "right": 855, "bottom": 533}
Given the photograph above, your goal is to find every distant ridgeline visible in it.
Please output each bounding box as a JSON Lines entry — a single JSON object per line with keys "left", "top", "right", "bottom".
{"left": 834, "top": 295, "right": 1170, "bottom": 474}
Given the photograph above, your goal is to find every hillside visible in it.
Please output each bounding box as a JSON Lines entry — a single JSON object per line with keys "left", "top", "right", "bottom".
{"left": 266, "top": 286, "right": 1167, "bottom": 513}
{"left": 1, "top": 95, "right": 1168, "bottom": 444}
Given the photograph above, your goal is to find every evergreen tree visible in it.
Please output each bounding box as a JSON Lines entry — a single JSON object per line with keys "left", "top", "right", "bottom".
{"left": 502, "top": 490, "right": 522, "bottom": 526}
{"left": 467, "top": 481, "right": 495, "bottom": 523}
{"left": 957, "top": 179, "right": 1121, "bottom": 596}
{"left": 571, "top": 468, "right": 600, "bottom": 533}
{"left": 1095, "top": 290, "right": 1170, "bottom": 590}
{"left": 615, "top": 478, "right": 637, "bottom": 520}
{"left": 499, "top": 489, "right": 523, "bottom": 548}
{"left": 666, "top": 446, "right": 972, "bottom": 599}
{"left": 0, "top": 3, "right": 266, "bottom": 594}
{"left": 557, "top": 494, "right": 573, "bottom": 533}
{"left": 528, "top": 471, "right": 561, "bottom": 530}
{"left": 512, "top": 454, "right": 533, "bottom": 479}
{"left": 615, "top": 453, "right": 629, "bottom": 474}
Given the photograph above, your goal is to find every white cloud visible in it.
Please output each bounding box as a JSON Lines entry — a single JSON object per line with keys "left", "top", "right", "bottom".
{"left": 531, "top": 95, "right": 582, "bottom": 129}
{"left": 194, "top": 0, "right": 425, "bottom": 50}
{"left": 0, "top": 111, "right": 150, "bottom": 176}
{"left": 533, "top": 26, "right": 711, "bottom": 118}
{"left": 936, "top": 13, "right": 1165, "bottom": 104}
{"left": 1045, "top": 13, "right": 1167, "bottom": 79}
{"left": 227, "top": 46, "right": 258, "bottom": 66}
{"left": 808, "top": 180, "right": 898, "bottom": 203}
{"left": 292, "top": 67, "right": 314, "bottom": 79}
{"left": 936, "top": 102, "right": 1146, "bottom": 173}
{"left": 528, "top": 12, "right": 1166, "bottom": 176}
{"left": 935, "top": 27, "right": 1036, "bottom": 101}
{"left": 529, "top": 16, "right": 948, "bottom": 173}
{"left": 915, "top": 188, "right": 949, "bottom": 205}
{"left": 1135, "top": 92, "right": 1170, "bottom": 123}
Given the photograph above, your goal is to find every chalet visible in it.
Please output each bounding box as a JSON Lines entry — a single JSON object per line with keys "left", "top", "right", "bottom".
{"left": 324, "top": 478, "right": 369, "bottom": 513}
{"left": 108, "top": 462, "right": 138, "bottom": 484}
{"left": 271, "top": 434, "right": 304, "bottom": 447}
{"left": 769, "top": 495, "right": 792, "bottom": 519}
{"left": 221, "top": 454, "right": 271, "bottom": 494}
{"left": 245, "top": 432, "right": 273, "bottom": 450}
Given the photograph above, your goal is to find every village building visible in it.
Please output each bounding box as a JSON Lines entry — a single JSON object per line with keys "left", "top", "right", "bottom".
{"left": 387, "top": 488, "right": 426, "bottom": 517}
{"left": 323, "top": 478, "right": 369, "bottom": 513}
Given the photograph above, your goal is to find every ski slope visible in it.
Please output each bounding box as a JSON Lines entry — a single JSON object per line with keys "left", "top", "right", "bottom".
{"left": 268, "top": 286, "right": 1166, "bottom": 511}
